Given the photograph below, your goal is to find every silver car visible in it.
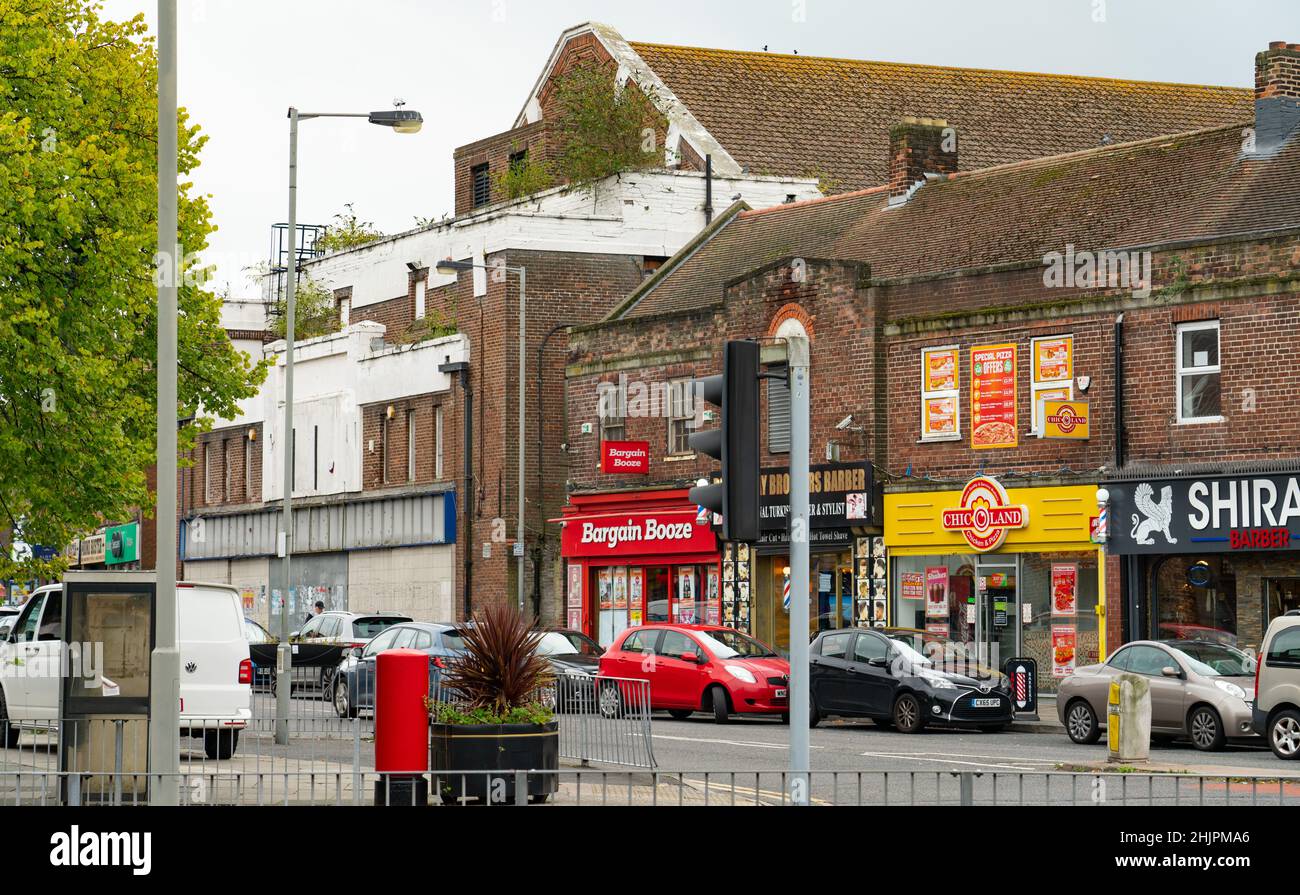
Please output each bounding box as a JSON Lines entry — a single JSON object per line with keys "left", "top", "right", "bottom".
{"left": 1058, "top": 640, "right": 1258, "bottom": 751}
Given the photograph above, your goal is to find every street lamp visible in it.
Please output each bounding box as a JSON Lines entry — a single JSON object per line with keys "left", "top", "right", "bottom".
{"left": 435, "top": 257, "right": 528, "bottom": 618}
{"left": 274, "top": 104, "right": 422, "bottom": 745}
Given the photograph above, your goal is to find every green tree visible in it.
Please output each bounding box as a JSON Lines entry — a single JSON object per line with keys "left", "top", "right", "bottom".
{"left": 314, "top": 203, "right": 385, "bottom": 254}
{"left": 0, "top": 1, "right": 267, "bottom": 578}
{"left": 266, "top": 273, "right": 338, "bottom": 341}
{"left": 550, "top": 65, "right": 663, "bottom": 189}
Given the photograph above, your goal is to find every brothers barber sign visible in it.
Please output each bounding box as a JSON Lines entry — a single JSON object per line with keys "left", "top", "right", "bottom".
{"left": 1107, "top": 472, "right": 1300, "bottom": 554}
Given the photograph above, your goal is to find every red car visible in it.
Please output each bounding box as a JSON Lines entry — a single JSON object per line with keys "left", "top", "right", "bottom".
{"left": 597, "top": 624, "right": 790, "bottom": 723}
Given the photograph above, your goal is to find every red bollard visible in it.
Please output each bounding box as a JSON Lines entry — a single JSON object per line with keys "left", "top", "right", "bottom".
{"left": 374, "top": 648, "right": 430, "bottom": 806}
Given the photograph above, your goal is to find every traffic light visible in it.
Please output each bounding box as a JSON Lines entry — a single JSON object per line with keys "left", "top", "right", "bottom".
{"left": 688, "top": 339, "right": 761, "bottom": 541}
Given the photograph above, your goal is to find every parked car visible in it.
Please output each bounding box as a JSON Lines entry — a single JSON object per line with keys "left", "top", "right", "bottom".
{"left": 534, "top": 630, "right": 600, "bottom": 712}
{"left": 1, "top": 582, "right": 251, "bottom": 759}
{"left": 809, "top": 627, "right": 1013, "bottom": 733}
{"left": 289, "top": 610, "right": 413, "bottom": 694}
{"left": 597, "top": 624, "right": 790, "bottom": 723}
{"left": 0, "top": 607, "right": 20, "bottom": 640}
{"left": 331, "top": 622, "right": 465, "bottom": 718}
{"left": 1058, "top": 639, "right": 1258, "bottom": 751}
{"left": 1252, "top": 612, "right": 1300, "bottom": 760}
{"left": 244, "top": 618, "right": 276, "bottom": 690}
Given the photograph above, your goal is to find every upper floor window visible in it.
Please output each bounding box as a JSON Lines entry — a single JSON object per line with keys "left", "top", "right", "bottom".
{"left": 599, "top": 379, "right": 626, "bottom": 443}
{"left": 471, "top": 163, "right": 490, "bottom": 208}
{"left": 1031, "top": 334, "right": 1073, "bottom": 436}
{"left": 667, "top": 378, "right": 695, "bottom": 455}
{"left": 767, "top": 363, "right": 790, "bottom": 454}
{"left": 920, "top": 345, "right": 960, "bottom": 441}
{"left": 1176, "top": 320, "right": 1222, "bottom": 423}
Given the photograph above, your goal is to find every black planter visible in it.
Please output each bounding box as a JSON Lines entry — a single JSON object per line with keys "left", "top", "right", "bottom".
{"left": 429, "top": 720, "right": 559, "bottom": 805}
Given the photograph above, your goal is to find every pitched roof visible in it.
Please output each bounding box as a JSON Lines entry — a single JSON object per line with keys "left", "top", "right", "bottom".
{"left": 627, "top": 41, "right": 1253, "bottom": 191}
{"left": 618, "top": 122, "right": 1300, "bottom": 321}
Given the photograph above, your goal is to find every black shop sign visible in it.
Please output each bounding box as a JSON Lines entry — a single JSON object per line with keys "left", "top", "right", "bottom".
{"left": 758, "top": 461, "right": 875, "bottom": 531}
{"left": 1105, "top": 473, "right": 1300, "bottom": 555}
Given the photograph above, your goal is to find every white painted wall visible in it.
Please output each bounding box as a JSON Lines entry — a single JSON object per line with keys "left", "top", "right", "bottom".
{"left": 348, "top": 545, "right": 456, "bottom": 621}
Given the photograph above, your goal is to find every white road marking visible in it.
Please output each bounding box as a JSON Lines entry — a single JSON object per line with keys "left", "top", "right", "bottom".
{"left": 653, "top": 733, "right": 821, "bottom": 751}
{"left": 857, "top": 750, "right": 1059, "bottom": 770}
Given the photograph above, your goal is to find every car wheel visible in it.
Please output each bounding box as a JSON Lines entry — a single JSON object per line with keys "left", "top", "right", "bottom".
{"left": 1065, "top": 699, "right": 1101, "bottom": 745}
{"left": 1268, "top": 709, "right": 1300, "bottom": 760}
{"left": 892, "top": 693, "right": 925, "bottom": 734}
{"left": 334, "top": 676, "right": 356, "bottom": 719}
{"left": 1188, "top": 705, "right": 1226, "bottom": 752}
{"left": 597, "top": 681, "right": 624, "bottom": 719}
{"left": 709, "top": 685, "right": 731, "bottom": 724}
{"left": 203, "top": 729, "right": 239, "bottom": 760}
{"left": 667, "top": 709, "right": 693, "bottom": 720}
{"left": 320, "top": 668, "right": 335, "bottom": 698}
{"left": 0, "top": 688, "right": 18, "bottom": 749}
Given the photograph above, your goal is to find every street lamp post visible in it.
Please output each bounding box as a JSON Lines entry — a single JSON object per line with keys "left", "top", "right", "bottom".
{"left": 274, "top": 106, "right": 423, "bottom": 745}
{"left": 435, "top": 258, "right": 527, "bottom": 617}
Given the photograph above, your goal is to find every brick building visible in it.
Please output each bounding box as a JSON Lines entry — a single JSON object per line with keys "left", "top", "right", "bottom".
{"left": 563, "top": 42, "right": 1300, "bottom": 689}
{"left": 188, "top": 22, "right": 1260, "bottom": 626}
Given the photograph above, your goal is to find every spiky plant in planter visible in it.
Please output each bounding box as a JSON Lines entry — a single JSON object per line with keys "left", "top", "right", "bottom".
{"left": 427, "top": 605, "right": 560, "bottom": 803}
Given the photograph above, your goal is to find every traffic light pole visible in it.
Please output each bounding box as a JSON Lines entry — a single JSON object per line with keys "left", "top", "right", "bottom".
{"left": 785, "top": 335, "right": 811, "bottom": 805}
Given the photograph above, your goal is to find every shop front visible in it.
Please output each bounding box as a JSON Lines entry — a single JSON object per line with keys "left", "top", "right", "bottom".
{"left": 1104, "top": 468, "right": 1300, "bottom": 653}
{"left": 559, "top": 489, "right": 721, "bottom": 647}
{"left": 749, "top": 461, "right": 881, "bottom": 656}
{"left": 884, "top": 476, "right": 1104, "bottom": 693}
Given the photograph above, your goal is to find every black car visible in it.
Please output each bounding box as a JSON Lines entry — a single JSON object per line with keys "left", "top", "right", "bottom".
{"left": 809, "top": 628, "right": 1013, "bottom": 733}
{"left": 534, "top": 630, "right": 601, "bottom": 712}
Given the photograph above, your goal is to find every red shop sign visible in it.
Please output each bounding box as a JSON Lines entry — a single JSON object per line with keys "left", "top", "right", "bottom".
{"left": 600, "top": 440, "right": 650, "bottom": 475}
{"left": 561, "top": 510, "right": 716, "bottom": 558}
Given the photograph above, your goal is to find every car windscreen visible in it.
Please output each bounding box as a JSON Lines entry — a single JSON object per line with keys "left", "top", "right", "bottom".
{"left": 534, "top": 631, "right": 582, "bottom": 656}
{"left": 351, "top": 616, "right": 411, "bottom": 638}
{"left": 1166, "top": 643, "right": 1254, "bottom": 676}
{"left": 695, "top": 629, "right": 778, "bottom": 659}
{"left": 885, "top": 635, "right": 935, "bottom": 672}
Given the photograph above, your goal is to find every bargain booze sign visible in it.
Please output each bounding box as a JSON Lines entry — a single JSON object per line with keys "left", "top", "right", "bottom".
{"left": 600, "top": 440, "right": 650, "bottom": 475}
{"left": 561, "top": 511, "right": 717, "bottom": 558}
{"left": 941, "top": 476, "right": 1028, "bottom": 552}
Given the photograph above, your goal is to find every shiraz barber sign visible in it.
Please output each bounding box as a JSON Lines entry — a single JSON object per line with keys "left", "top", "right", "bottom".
{"left": 1106, "top": 472, "right": 1300, "bottom": 554}
{"left": 600, "top": 440, "right": 650, "bottom": 475}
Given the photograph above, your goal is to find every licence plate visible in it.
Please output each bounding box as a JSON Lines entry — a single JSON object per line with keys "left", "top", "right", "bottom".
{"left": 775, "top": 688, "right": 788, "bottom": 699}
{"left": 972, "top": 698, "right": 1001, "bottom": 708}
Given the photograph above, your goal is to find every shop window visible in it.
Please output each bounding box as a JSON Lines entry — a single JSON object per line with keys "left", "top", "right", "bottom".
{"left": 1030, "top": 334, "right": 1073, "bottom": 435}
{"left": 1266, "top": 578, "right": 1300, "bottom": 622}
{"left": 1176, "top": 320, "right": 1222, "bottom": 423}
{"left": 1154, "top": 555, "right": 1237, "bottom": 646}
{"left": 666, "top": 378, "right": 695, "bottom": 455}
{"left": 920, "top": 345, "right": 960, "bottom": 441}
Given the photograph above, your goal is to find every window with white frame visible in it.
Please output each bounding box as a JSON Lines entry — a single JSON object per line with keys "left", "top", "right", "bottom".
{"left": 920, "top": 346, "right": 960, "bottom": 441}
{"left": 1031, "top": 334, "right": 1073, "bottom": 435}
{"left": 667, "top": 378, "right": 695, "bottom": 455}
{"left": 1177, "top": 320, "right": 1222, "bottom": 422}
{"left": 599, "top": 378, "right": 626, "bottom": 443}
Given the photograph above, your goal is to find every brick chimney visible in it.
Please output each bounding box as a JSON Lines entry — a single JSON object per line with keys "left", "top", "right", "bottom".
{"left": 1254, "top": 41, "right": 1300, "bottom": 154}
{"left": 888, "top": 117, "right": 958, "bottom": 204}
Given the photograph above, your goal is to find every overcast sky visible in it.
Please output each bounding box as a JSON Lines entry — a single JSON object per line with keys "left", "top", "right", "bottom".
{"left": 98, "top": 0, "right": 1298, "bottom": 297}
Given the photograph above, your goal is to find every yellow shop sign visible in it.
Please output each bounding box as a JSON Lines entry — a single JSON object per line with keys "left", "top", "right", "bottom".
{"left": 885, "top": 480, "right": 1097, "bottom": 552}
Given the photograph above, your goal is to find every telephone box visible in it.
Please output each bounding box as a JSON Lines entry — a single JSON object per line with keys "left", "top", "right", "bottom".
{"left": 59, "top": 571, "right": 156, "bottom": 804}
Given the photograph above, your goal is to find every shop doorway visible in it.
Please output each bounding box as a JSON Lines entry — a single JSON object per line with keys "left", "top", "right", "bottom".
{"left": 975, "top": 557, "right": 1019, "bottom": 669}
{"left": 1267, "top": 578, "right": 1300, "bottom": 623}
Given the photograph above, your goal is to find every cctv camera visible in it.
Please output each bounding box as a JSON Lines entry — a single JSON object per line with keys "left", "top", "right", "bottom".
{"left": 835, "top": 414, "right": 854, "bottom": 431}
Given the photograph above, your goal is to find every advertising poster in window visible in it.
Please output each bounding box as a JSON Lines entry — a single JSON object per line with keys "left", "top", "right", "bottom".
{"left": 597, "top": 569, "right": 612, "bottom": 610}
{"left": 706, "top": 567, "right": 720, "bottom": 624}
{"left": 925, "top": 567, "right": 949, "bottom": 619}
{"left": 971, "top": 343, "right": 1018, "bottom": 449}
{"left": 1052, "top": 625, "right": 1077, "bottom": 677}
{"left": 924, "top": 396, "right": 958, "bottom": 438}
{"left": 676, "top": 568, "right": 696, "bottom": 623}
{"left": 926, "top": 347, "right": 958, "bottom": 391}
{"left": 612, "top": 568, "right": 628, "bottom": 609}
{"left": 901, "top": 571, "right": 925, "bottom": 600}
{"left": 629, "top": 568, "right": 643, "bottom": 612}
{"left": 567, "top": 564, "right": 583, "bottom": 609}
{"left": 567, "top": 608, "right": 581, "bottom": 630}
{"left": 1034, "top": 336, "right": 1073, "bottom": 383}
{"left": 1051, "top": 563, "right": 1079, "bottom": 617}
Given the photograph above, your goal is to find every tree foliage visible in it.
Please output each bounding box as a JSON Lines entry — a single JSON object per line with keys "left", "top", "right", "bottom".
{"left": 313, "top": 203, "right": 385, "bottom": 254}
{"left": 266, "top": 273, "right": 338, "bottom": 341}
{"left": 550, "top": 64, "right": 663, "bottom": 189}
{"left": 0, "top": 1, "right": 267, "bottom": 578}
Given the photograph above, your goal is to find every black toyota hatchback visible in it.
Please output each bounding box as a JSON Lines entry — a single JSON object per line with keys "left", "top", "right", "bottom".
{"left": 808, "top": 628, "right": 1013, "bottom": 733}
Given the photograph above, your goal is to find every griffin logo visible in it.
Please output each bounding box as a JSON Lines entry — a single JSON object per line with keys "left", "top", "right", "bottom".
{"left": 185, "top": 662, "right": 197, "bottom": 674}
{"left": 1131, "top": 483, "right": 1178, "bottom": 545}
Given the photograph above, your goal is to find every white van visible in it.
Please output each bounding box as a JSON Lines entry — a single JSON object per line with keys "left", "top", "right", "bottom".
{"left": 0, "top": 580, "right": 252, "bottom": 759}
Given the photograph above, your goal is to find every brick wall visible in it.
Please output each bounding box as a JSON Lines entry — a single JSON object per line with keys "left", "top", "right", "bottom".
{"left": 185, "top": 423, "right": 263, "bottom": 511}
{"left": 359, "top": 394, "right": 452, "bottom": 490}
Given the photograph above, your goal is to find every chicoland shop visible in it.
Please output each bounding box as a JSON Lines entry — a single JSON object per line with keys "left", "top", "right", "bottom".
{"left": 1104, "top": 465, "right": 1300, "bottom": 654}
{"left": 883, "top": 475, "right": 1106, "bottom": 693}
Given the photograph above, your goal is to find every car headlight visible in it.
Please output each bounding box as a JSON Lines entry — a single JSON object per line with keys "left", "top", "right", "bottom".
{"left": 724, "top": 665, "right": 756, "bottom": 684}
{"left": 921, "top": 673, "right": 956, "bottom": 690}
{"left": 1213, "top": 679, "right": 1246, "bottom": 699}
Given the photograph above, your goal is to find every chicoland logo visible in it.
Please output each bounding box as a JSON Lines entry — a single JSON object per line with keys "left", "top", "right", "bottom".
{"left": 50, "top": 826, "right": 151, "bottom": 876}
{"left": 1042, "top": 244, "right": 1152, "bottom": 298}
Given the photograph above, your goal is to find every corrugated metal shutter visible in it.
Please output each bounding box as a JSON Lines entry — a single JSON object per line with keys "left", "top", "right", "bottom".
{"left": 768, "top": 364, "right": 791, "bottom": 454}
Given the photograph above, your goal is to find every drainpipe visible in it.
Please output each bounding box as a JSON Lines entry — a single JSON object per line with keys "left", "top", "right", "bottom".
{"left": 1113, "top": 313, "right": 1125, "bottom": 470}
{"left": 439, "top": 360, "right": 474, "bottom": 621}
{"left": 704, "top": 154, "right": 714, "bottom": 225}
{"left": 535, "top": 322, "right": 573, "bottom": 621}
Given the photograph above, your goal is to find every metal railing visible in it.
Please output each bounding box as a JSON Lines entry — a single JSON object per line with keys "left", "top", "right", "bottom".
{"left": 1, "top": 763, "right": 1296, "bottom": 806}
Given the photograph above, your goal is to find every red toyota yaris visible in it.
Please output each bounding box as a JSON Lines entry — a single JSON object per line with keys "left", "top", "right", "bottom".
{"left": 597, "top": 624, "right": 790, "bottom": 723}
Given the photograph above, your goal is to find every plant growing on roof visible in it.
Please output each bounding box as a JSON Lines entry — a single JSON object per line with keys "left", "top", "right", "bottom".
{"left": 550, "top": 64, "right": 663, "bottom": 190}
{"left": 491, "top": 143, "right": 554, "bottom": 201}
{"left": 434, "top": 603, "right": 554, "bottom": 722}
{"left": 314, "top": 203, "right": 386, "bottom": 254}
{"left": 258, "top": 264, "right": 338, "bottom": 341}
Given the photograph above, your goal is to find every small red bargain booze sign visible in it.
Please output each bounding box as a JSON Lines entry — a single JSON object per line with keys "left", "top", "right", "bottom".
{"left": 600, "top": 440, "right": 650, "bottom": 474}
